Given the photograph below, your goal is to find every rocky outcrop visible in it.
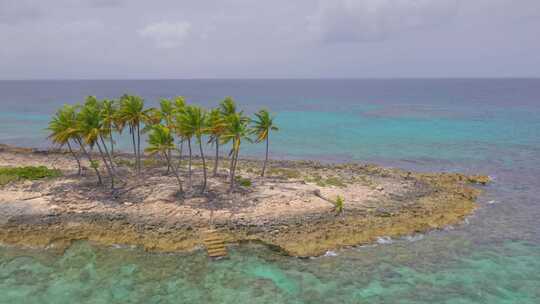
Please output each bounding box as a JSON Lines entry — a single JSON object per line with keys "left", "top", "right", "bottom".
{"left": 0, "top": 146, "right": 487, "bottom": 257}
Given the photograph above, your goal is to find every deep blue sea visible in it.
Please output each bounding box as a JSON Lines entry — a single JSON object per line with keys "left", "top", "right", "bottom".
{"left": 1, "top": 79, "right": 539, "bottom": 303}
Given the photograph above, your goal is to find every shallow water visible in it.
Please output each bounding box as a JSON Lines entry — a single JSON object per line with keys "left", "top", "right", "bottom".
{"left": 1, "top": 239, "right": 538, "bottom": 303}
{"left": 1, "top": 79, "right": 539, "bottom": 303}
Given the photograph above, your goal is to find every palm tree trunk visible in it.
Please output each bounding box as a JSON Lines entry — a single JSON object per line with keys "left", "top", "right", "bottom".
{"left": 198, "top": 137, "right": 207, "bottom": 193}
{"left": 99, "top": 134, "right": 116, "bottom": 174}
{"left": 109, "top": 130, "right": 114, "bottom": 157}
{"left": 213, "top": 141, "right": 219, "bottom": 177}
{"left": 96, "top": 141, "right": 114, "bottom": 189}
{"left": 187, "top": 138, "right": 192, "bottom": 188}
{"left": 231, "top": 149, "right": 240, "bottom": 192}
{"left": 175, "top": 139, "right": 184, "bottom": 172}
{"left": 233, "top": 148, "right": 240, "bottom": 180}
{"left": 262, "top": 136, "right": 269, "bottom": 177}
{"left": 136, "top": 123, "right": 141, "bottom": 174}
{"left": 229, "top": 143, "right": 239, "bottom": 193}
{"left": 228, "top": 150, "right": 236, "bottom": 192}
{"left": 130, "top": 125, "right": 137, "bottom": 172}
{"left": 67, "top": 140, "right": 82, "bottom": 175}
{"left": 164, "top": 151, "right": 183, "bottom": 195}
{"left": 166, "top": 148, "right": 171, "bottom": 174}
{"left": 77, "top": 138, "right": 102, "bottom": 185}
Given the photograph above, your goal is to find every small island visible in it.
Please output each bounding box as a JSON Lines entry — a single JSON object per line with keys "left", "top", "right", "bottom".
{"left": 0, "top": 95, "right": 489, "bottom": 257}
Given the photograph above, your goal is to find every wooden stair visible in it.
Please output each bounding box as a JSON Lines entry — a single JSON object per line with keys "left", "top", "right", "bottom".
{"left": 203, "top": 229, "right": 228, "bottom": 258}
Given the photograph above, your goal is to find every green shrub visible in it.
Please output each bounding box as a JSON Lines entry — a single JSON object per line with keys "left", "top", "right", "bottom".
{"left": 334, "top": 195, "right": 344, "bottom": 215}
{"left": 269, "top": 168, "right": 301, "bottom": 179}
{"left": 236, "top": 176, "right": 252, "bottom": 187}
{"left": 353, "top": 175, "right": 374, "bottom": 186}
{"left": 0, "top": 166, "right": 62, "bottom": 185}
{"left": 143, "top": 158, "right": 166, "bottom": 167}
{"left": 0, "top": 174, "right": 18, "bottom": 185}
{"left": 90, "top": 160, "right": 100, "bottom": 169}
{"left": 115, "top": 158, "right": 135, "bottom": 168}
{"left": 324, "top": 176, "right": 346, "bottom": 188}
{"left": 190, "top": 160, "right": 204, "bottom": 168}
{"left": 305, "top": 174, "right": 346, "bottom": 188}
{"left": 305, "top": 174, "right": 322, "bottom": 184}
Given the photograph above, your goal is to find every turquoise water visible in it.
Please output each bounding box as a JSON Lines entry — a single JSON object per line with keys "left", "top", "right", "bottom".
{"left": 272, "top": 106, "right": 540, "bottom": 163}
{"left": 1, "top": 240, "right": 538, "bottom": 303}
{"left": 1, "top": 79, "right": 540, "bottom": 302}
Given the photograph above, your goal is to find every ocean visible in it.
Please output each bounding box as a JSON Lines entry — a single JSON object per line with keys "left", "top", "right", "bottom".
{"left": 1, "top": 79, "right": 539, "bottom": 303}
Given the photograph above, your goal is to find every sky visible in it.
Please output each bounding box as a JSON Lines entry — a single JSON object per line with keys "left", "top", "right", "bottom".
{"left": 0, "top": 0, "right": 539, "bottom": 79}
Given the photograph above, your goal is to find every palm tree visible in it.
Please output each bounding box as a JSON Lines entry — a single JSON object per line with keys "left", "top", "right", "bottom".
{"left": 157, "top": 98, "right": 175, "bottom": 173}
{"left": 251, "top": 109, "right": 279, "bottom": 177}
{"left": 173, "top": 96, "right": 186, "bottom": 114}
{"left": 219, "top": 96, "right": 239, "bottom": 182}
{"left": 78, "top": 97, "right": 115, "bottom": 189}
{"left": 96, "top": 99, "right": 118, "bottom": 176}
{"left": 206, "top": 108, "right": 226, "bottom": 177}
{"left": 192, "top": 106, "right": 208, "bottom": 193}
{"left": 47, "top": 104, "right": 83, "bottom": 175}
{"left": 176, "top": 105, "right": 205, "bottom": 190}
{"left": 85, "top": 97, "right": 116, "bottom": 174}
{"left": 145, "top": 125, "right": 183, "bottom": 195}
{"left": 117, "top": 94, "right": 151, "bottom": 174}
{"left": 52, "top": 103, "right": 104, "bottom": 185}
{"left": 159, "top": 99, "right": 175, "bottom": 127}
{"left": 219, "top": 97, "right": 237, "bottom": 116}
{"left": 111, "top": 99, "right": 127, "bottom": 155}
{"left": 101, "top": 99, "right": 117, "bottom": 157}
{"left": 141, "top": 107, "right": 163, "bottom": 135}
{"left": 172, "top": 96, "right": 187, "bottom": 168}
{"left": 222, "top": 112, "right": 251, "bottom": 192}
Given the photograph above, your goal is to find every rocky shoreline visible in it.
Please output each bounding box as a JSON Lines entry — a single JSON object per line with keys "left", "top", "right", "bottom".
{"left": 0, "top": 144, "right": 488, "bottom": 257}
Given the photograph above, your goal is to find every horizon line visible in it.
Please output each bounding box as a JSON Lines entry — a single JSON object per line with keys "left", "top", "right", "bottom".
{"left": 1, "top": 77, "right": 540, "bottom": 81}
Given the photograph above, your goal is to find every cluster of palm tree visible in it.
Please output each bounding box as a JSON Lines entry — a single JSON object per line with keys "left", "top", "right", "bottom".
{"left": 47, "top": 95, "right": 278, "bottom": 196}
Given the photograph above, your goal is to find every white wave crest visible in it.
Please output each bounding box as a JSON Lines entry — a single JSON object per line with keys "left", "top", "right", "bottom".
{"left": 403, "top": 234, "right": 424, "bottom": 242}
{"left": 376, "top": 236, "right": 393, "bottom": 244}
{"left": 324, "top": 250, "right": 338, "bottom": 257}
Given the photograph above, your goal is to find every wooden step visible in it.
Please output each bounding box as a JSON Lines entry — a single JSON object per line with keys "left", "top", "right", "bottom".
{"left": 207, "top": 247, "right": 226, "bottom": 253}
{"left": 206, "top": 242, "right": 225, "bottom": 248}
{"left": 204, "top": 232, "right": 220, "bottom": 237}
{"left": 205, "top": 240, "right": 225, "bottom": 246}
{"left": 204, "top": 239, "right": 224, "bottom": 244}
{"left": 202, "top": 229, "right": 228, "bottom": 258}
{"left": 207, "top": 246, "right": 225, "bottom": 252}
{"left": 208, "top": 251, "right": 227, "bottom": 258}
{"left": 207, "top": 249, "right": 227, "bottom": 257}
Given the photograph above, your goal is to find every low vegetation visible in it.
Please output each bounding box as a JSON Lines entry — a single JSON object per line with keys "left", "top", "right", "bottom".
{"left": 268, "top": 168, "right": 302, "bottom": 179}
{"left": 334, "top": 195, "right": 344, "bottom": 215}
{"left": 142, "top": 158, "right": 167, "bottom": 168}
{"left": 322, "top": 176, "right": 347, "bottom": 188}
{"left": 305, "top": 174, "right": 347, "bottom": 188}
{"left": 235, "top": 176, "right": 252, "bottom": 187}
{"left": 114, "top": 158, "right": 135, "bottom": 168}
{"left": 0, "top": 166, "right": 62, "bottom": 185}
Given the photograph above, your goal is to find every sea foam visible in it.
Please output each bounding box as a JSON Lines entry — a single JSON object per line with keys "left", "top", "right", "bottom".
{"left": 376, "top": 236, "right": 394, "bottom": 244}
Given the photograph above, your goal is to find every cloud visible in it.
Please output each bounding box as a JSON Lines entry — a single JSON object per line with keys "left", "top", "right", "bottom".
{"left": 86, "top": 0, "right": 124, "bottom": 8}
{"left": 138, "top": 21, "right": 192, "bottom": 49}
{"left": 0, "top": 0, "right": 42, "bottom": 24}
{"left": 2, "top": 0, "right": 540, "bottom": 79}
{"left": 309, "top": 0, "right": 459, "bottom": 43}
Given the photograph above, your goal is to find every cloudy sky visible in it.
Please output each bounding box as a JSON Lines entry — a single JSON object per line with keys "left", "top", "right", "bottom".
{"left": 1, "top": 0, "right": 539, "bottom": 79}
